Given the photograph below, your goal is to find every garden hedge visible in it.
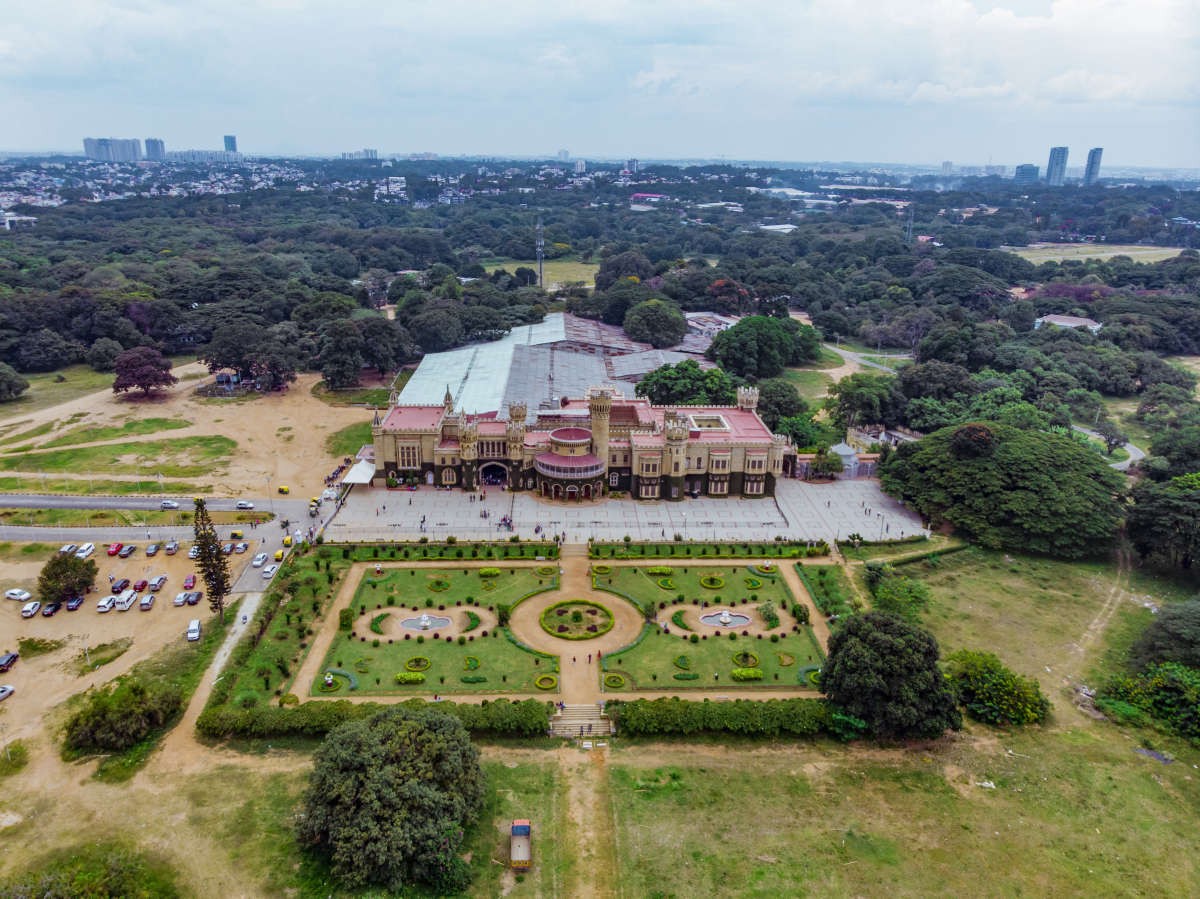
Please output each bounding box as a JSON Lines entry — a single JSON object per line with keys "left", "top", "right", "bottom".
{"left": 606, "top": 697, "right": 835, "bottom": 737}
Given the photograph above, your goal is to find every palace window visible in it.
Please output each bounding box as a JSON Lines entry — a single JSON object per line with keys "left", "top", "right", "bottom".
{"left": 398, "top": 445, "right": 420, "bottom": 469}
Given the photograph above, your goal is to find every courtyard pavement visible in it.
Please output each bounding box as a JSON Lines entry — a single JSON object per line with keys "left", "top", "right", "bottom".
{"left": 325, "top": 478, "right": 925, "bottom": 546}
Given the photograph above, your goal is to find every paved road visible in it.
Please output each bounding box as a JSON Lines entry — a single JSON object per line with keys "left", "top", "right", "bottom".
{"left": 825, "top": 344, "right": 912, "bottom": 372}
{"left": 1071, "top": 424, "right": 1146, "bottom": 472}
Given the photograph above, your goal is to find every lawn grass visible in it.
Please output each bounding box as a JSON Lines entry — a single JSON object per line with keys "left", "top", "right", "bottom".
{"left": 323, "top": 421, "right": 372, "bottom": 458}
{"left": 0, "top": 507, "right": 268, "bottom": 528}
{"left": 75, "top": 636, "right": 133, "bottom": 676}
{"left": 0, "top": 365, "right": 114, "bottom": 421}
{"left": 311, "top": 369, "right": 411, "bottom": 407}
{"left": 350, "top": 565, "right": 556, "bottom": 614}
{"left": 795, "top": 562, "right": 858, "bottom": 621}
{"left": 36, "top": 417, "right": 191, "bottom": 449}
{"left": 1007, "top": 243, "right": 1186, "bottom": 263}
{"left": 483, "top": 258, "right": 600, "bottom": 288}
{"left": 782, "top": 367, "right": 834, "bottom": 402}
{"left": 589, "top": 541, "right": 822, "bottom": 560}
{"left": 0, "top": 476, "right": 212, "bottom": 496}
{"left": 0, "top": 740, "right": 30, "bottom": 778}
{"left": 0, "top": 436, "right": 236, "bottom": 476}
{"left": 860, "top": 353, "right": 910, "bottom": 371}
{"left": 838, "top": 534, "right": 967, "bottom": 562}
{"left": 0, "top": 541, "right": 57, "bottom": 562}
{"left": 608, "top": 721, "right": 1200, "bottom": 897}
{"left": 16, "top": 636, "right": 66, "bottom": 658}
{"left": 0, "top": 419, "right": 57, "bottom": 446}
{"left": 597, "top": 563, "right": 796, "bottom": 616}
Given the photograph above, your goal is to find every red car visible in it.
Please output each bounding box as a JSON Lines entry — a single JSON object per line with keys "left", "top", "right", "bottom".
{"left": 183, "top": 574, "right": 196, "bottom": 589}
{"left": 132, "top": 579, "right": 148, "bottom": 592}
{"left": 107, "top": 542, "right": 123, "bottom": 556}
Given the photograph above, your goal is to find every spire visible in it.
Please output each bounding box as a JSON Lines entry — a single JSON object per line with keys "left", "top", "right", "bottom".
{"left": 372, "top": 407, "right": 381, "bottom": 426}
{"left": 443, "top": 384, "right": 454, "bottom": 411}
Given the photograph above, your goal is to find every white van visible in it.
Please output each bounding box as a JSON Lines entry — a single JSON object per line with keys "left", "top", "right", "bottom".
{"left": 96, "top": 595, "right": 116, "bottom": 613}
{"left": 114, "top": 589, "right": 137, "bottom": 611}
{"left": 74, "top": 543, "right": 95, "bottom": 560}
{"left": 186, "top": 619, "right": 201, "bottom": 642}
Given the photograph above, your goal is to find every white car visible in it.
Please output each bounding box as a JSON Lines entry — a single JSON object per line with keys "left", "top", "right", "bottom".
{"left": 261, "top": 564, "right": 279, "bottom": 579}
{"left": 139, "top": 594, "right": 155, "bottom": 611}
{"left": 20, "top": 601, "right": 41, "bottom": 618}
{"left": 59, "top": 543, "right": 78, "bottom": 555}
{"left": 5, "top": 589, "right": 31, "bottom": 602}
{"left": 96, "top": 595, "right": 116, "bottom": 613}
{"left": 160, "top": 499, "right": 180, "bottom": 510}
{"left": 173, "top": 592, "right": 189, "bottom": 607}
{"left": 234, "top": 542, "right": 249, "bottom": 554}
{"left": 0, "top": 685, "right": 13, "bottom": 702}
{"left": 251, "top": 552, "right": 268, "bottom": 568}
{"left": 188, "top": 545, "right": 200, "bottom": 560}
{"left": 75, "top": 543, "right": 95, "bottom": 560}
{"left": 235, "top": 500, "right": 254, "bottom": 510}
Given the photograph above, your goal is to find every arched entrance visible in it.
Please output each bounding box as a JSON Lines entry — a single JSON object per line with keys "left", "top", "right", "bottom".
{"left": 582, "top": 484, "right": 592, "bottom": 500}
{"left": 552, "top": 484, "right": 562, "bottom": 499}
{"left": 566, "top": 485, "right": 578, "bottom": 501}
{"left": 425, "top": 471, "right": 434, "bottom": 486}
{"left": 479, "top": 462, "right": 508, "bottom": 486}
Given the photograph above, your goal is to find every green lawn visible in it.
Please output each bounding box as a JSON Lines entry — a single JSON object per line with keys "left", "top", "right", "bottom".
{"left": 0, "top": 365, "right": 114, "bottom": 421}
{"left": 596, "top": 563, "right": 796, "bottom": 615}
{"left": 350, "top": 565, "right": 557, "bottom": 613}
{"left": 0, "top": 540, "right": 57, "bottom": 562}
{"left": 795, "top": 563, "right": 858, "bottom": 621}
{"left": 782, "top": 367, "right": 834, "bottom": 402}
{"left": 0, "top": 476, "right": 211, "bottom": 495}
{"left": 323, "top": 422, "right": 373, "bottom": 458}
{"left": 483, "top": 258, "right": 599, "bottom": 288}
{"left": 36, "top": 417, "right": 192, "bottom": 449}
{"left": 311, "top": 369, "right": 410, "bottom": 407}
{"left": 1007, "top": 243, "right": 1186, "bottom": 263}
{"left": 0, "top": 419, "right": 58, "bottom": 446}
{"left": 0, "top": 436, "right": 236, "bottom": 476}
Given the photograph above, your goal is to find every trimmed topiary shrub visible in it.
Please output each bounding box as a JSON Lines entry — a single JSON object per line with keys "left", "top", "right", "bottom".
{"left": 405, "top": 657, "right": 431, "bottom": 672}
{"left": 673, "top": 672, "right": 700, "bottom": 681}
{"left": 427, "top": 579, "right": 450, "bottom": 592}
{"left": 460, "top": 675, "right": 488, "bottom": 684}
{"left": 699, "top": 575, "right": 724, "bottom": 590}
{"left": 394, "top": 672, "right": 425, "bottom": 684}
{"left": 674, "top": 654, "right": 691, "bottom": 670}
{"left": 534, "top": 674, "right": 558, "bottom": 690}
{"left": 731, "top": 667, "right": 764, "bottom": 682}
{"left": 604, "top": 673, "right": 626, "bottom": 689}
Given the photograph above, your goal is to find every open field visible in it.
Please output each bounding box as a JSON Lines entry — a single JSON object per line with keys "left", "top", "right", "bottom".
{"left": 310, "top": 368, "right": 410, "bottom": 407}
{"left": 483, "top": 258, "right": 600, "bottom": 288}
{"left": 783, "top": 367, "right": 835, "bottom": 403}
{"left": 324, "top": 421, "right": 373, "bottom": 457}
{"left": 0, "top": 436, "right": 237, "bottom": 477}
{"left": 838, "top": 534, "right": 965, "bottom": 562}
{"left": 0, "top": 507, "right": 269, "bottom": 528}
{"left": 1005, "top": 243, "right": 1186, "bottom": 263}
{"left": 0, "top": 476, "right": 212, "bottom": 495}
{"left": 36, "top": 417, "right": 191, "bottom": 449}
{"left": 0, "top": 366, "right": 115, "bottom": 421}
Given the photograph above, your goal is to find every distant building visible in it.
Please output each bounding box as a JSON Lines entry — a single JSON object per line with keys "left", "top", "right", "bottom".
{"left": 144, "top": 138, "right": 165, "bottom": 161}
{"left": 223, "top": 135, "right": 238, "bottom": 153}
{"left": 941, "top": 161, "right": 953, "bottom": 176}
{"left": 573, "top": 159, "right": 586, "bottom": 174}
{"left": 984, "top": 164, "right": 1007, "bottom": 177}
{"left": 1035, "top": 314, "right": 1102, "bottom": 334}
{"left": 557, "top": 149, "right": 569, "bottom": 162}
{"left": 1084, "top": 147, "right": 1103, "bottom": 186}
{"left": 3, "top": 212, "right": 37, "bottom": 231}
{"left": 340, "top": 149, "right": 378, "bottom": 160}
{"left": 82, "top": 138, "right": 142, "bottom": 162}
{"left": 1046, "top": 146, "right": 1069, "bottom": 186}
{"left": 626, "top": 158, "right": 639, "bottom": 173}
{"left": 1013, "top": 164, "right": 1039, "bottom": 186}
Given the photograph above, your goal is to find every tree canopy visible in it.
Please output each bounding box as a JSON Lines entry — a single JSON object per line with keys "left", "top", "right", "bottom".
{"left": 111, "top": 346, "right": 178, "bottom": 395}
{"left": 706, "top": 315, "right": 820, "bottom": 378}
{"left": 635, "top": 359, "right": 736, "bottom": 405}
{"left": 880, "top": 421, "right": 1125, "bottom": 557}
{"left": 0, "top": 362, "right": 30, "bottom": 402}
{"left": 38, "top": 551, "right": 98, "bottom": 604}
{"left": 623, "top": 299, "right": 686, "bottom": 348}
{"left": 1127, "top": 473, "right": 1200, "bottom": 570}
{"left": 1130, "top": 598, "right": 1200, "bottom": 671}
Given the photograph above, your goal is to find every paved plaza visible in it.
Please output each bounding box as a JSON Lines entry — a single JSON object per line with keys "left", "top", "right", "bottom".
{"left": 325, "top": 478, "right": 925, "bottom": 546}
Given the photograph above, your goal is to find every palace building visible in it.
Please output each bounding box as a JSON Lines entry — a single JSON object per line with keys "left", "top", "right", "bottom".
{"left": 370, "top": 385, "right": 790, "bottom": 501}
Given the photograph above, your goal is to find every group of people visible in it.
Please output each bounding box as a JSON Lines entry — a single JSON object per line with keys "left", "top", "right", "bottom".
{"left": 324, "top": 457, "right": 353, "bottom": 487}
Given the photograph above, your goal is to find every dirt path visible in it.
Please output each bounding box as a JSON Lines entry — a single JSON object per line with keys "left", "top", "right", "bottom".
{"left": 560, "top": 744, "right": 617, "bottom": 899}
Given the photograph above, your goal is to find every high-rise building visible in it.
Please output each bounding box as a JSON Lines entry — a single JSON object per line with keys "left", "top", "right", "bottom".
{"left": 984, "top": 164, "right": 1007, "bottom": 177}
{"left": 557, "top": 149, "right": 569, "bottom": 162}
{"left": 224, "top": 135, "right": 238, "bottom": 153}
{"left": 573, "top": 159, "right": 587, "bottom": 174}
{"left": 1013, "top": 164, "right": 1039, "bottom": 186}
{"left": 1084, "top": 147, "right": 1103, "bottom": 186}
{"left": 82, "top": 137, "right": 142, "bottom": 162}
{"left": 144, "top": 138, "right": 166, "bottom": 161}
{"left": 941, "top": 161, "right": 953, "bottom": 176}
{"left": 1046, "top": 146, "right": 1069, "bottom": 186}
{"left": 626, "top": 158, "right": 639, "bottom": 173}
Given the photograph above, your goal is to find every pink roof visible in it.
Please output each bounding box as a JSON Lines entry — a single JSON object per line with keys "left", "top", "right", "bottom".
{"left": 535, "top": 451, "right": 603, "bottom": 469}
{"left": 436, "top": 440, "right": 460, "bottom": 451}
{"left": 477, "top": 421, "right": 507, "bottom": 436}
{"left": 551, "top": 427, "right": 592, "bottom": 442}
{"left": 381, "top": 405, "right": 445, "bottom": 430}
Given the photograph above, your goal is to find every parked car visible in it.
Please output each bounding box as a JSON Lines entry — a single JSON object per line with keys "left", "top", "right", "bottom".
{"left": 174, "top": 592, "right": 189, "bottom": 607}
{"left": 183, "top": 574, "right": 196, "bottom": 589}
{"left": 41, "top": 601, "right": 62, "bottom": 617}
{"left": 234, "top": 542, "right": 249, "bottom": 554}
{"left": 96, "top": 595, "right": 116, "bottom": 613}
{"left": 188, "top": 546, "right": 200, "bottom": 560}
{"left": 114, "top": 591, "right": 136, "bottom": 611}
{"left": 165, "top": 540, "right": 179, "bottom": 555}
{"left": 107, "top": 542, "right": 123, "bottom": 556}
{"left": 160, "top": 499, "right": 180, "bottom": 510}
{"left": 5, "top": 589, "right": 31, "bottom": 602}
{"left": 21, "top": 601, "right": 40, "bottom": 618}
{"left": 186, "top": 591, "right": 203, "bottom": 606}
{"left": 0, "top": 685, "right": 13, "bottom": 702}
{"left": 0, "top": 653, "right": 17, "bottom": 672}
{"left": 222, "top": 543, "right": 234, "bottom": 555}
{"left": 146, "top": 544, "right": 160, "bottom": 557}
{"left": 186, "top": 620, "right": 201, "bottom": 642}
{"left": 139, "top": 594, "right": 155, "bottom": 611}
{"left": 132, "top": 579, "right": 148, "bottom": 592}
{"left": 251, "top": 552, "right": 268, "bottom": 568}
{"left": 66, "top": 596, "right": 85, "bottom": 611}
{"left": 59, "top": 543, "right": 78, "bottom": 556}
{"left": 262, "top": 564, "right": 279, "bottom": 579}
{"left": 235, "top": 500, "right": 255, "bottom": 510}
{"left": 74, "top": 543, "right": 95, "bottom": 560}
{"left": 119, "top": 544, "right": 136, "bottom": 558}
{"left": 149, "top": 575, "right": 167, "bottom": 592}
{"left": 112, "top": 578, "right": 131, "bottom": 592}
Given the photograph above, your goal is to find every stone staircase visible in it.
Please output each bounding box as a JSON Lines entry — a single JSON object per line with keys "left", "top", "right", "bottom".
{"left": 551, "top": 703, "right": 613, "bottom": 739}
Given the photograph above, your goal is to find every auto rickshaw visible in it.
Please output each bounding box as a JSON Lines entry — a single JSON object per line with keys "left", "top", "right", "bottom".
{"left": 278, "top": 485, "right": 290, "bottom": 494}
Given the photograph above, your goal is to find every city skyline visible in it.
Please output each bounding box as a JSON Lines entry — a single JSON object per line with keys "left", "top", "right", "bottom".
{"left": 1, "top": 1, "right": 1195, "bottom": 168}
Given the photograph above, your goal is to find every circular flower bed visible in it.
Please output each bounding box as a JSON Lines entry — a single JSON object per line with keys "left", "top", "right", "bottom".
{"left": 656, "top": 577, "right": 676, "bottom": 590}
{"left": 732, "top": 650, "right": 759, "bottom": 668}
{"left": 744, "top": 576, "right": 763, "bottom": 590}
{"left": 539, "top": 599, "right": 614, "bottom": 640}
{"left": 405, "top": 656, "right": 431, "bottom": 672}
{"left": 464, "top": 656, "right": 481, "bottom": 671}
{"left": 427, "top": 579, "right": 451, "bottom": 593}
{"left": 799, "top": 665, "right": 821, "bottom": 686}
{"left": 699, "top": 575, "right": 725, "bottom": 590}
{"left": 535, "top": 674, "right": 558, "bottom": 690}
{"left": 318, "top": 676, "right": 343, "bottom": 693}
{"left": 776, "top": 652, "right": 796, "bottom": 667}
{"left": 750, "top": 564, "right": 778, "bottom": 577}
{"left": 674, "top": 654, "right": 691, "bottom": 670}
{"left": 536, "top": 565, "right": 556, "bottom": 577}
{"left": 353, "top": 658, "right": 371, "bottom": 674}
{"left": 604, "top": 673, "right": 626, "bottom": 689}
{"left": 592, "top": 564, "right": 612, "bottom": 575}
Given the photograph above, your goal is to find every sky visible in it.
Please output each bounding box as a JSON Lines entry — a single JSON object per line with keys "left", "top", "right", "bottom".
{"left": 1, "top": 0, "right": 1197, "bottom": 168}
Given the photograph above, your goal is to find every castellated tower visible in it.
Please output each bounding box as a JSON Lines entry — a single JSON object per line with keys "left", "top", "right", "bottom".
{"left": 664, "top": 411, "right": 689, "bottom": 501}
{"left": 737, "top": 385, "right": 760, "bottom": 412}
{"left": 588, "top": 389, "right": 612, "bottom": 472}
{"left": 506, "top": 402, "right": 527, "bottom": 463}
{"left": 460, "top": 419, "right": 478, "bottom": 461}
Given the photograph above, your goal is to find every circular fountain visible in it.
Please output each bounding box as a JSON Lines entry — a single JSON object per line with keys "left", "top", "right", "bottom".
{"left": 401, "top": 612, "right": 451, "bottom": 630}
{"left": 699, "top": 608, "right": 751, "bottom": 628}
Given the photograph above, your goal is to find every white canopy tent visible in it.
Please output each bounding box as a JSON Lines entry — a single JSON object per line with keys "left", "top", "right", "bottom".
{"left": 341, "top": 458, "right": 376, "bottom": 486}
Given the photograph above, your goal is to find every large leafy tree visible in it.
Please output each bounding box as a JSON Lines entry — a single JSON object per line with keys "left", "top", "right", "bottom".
{"left": 112, "top": 346, "right": 178, "bottom": 396}
{"left": 319, "top": 319, "right": 366, "bottom": 388}
{"left": 636, "top": 359, "right": 736, "bottom": 405}
{"left": 193, "top": 499, "right": 230, "bottom": 624}
{"left": 706, "top": 315, "right": 818, "bottom": 378}
{"left": 37, "top": 552, "right": 98, "bottom": 603}
{"left": 297, "top": 706, "right": 486, "bottom": 893}
{"left": 623, "top": 299, "right": 686, "bottom": 348}
{"left": 880, "top": 421, "right": 1124, "bottom": 557}
{"left": 1128, "top": 473, "right": 1200, "bottom": 569}
{"left": 821, "top": 611, "right": 962, "bottom": 739}
{"left": 826, "top": 373, "right": 906, "bottom": 430}
{"left": 754, "top": 378, "right": 805, "bottom": 430}
{"left": 1129, "top": 598, "right": 1200, "bottom": 671}
{"left": 0, "top": 362, "right": 30, "bottom": 402}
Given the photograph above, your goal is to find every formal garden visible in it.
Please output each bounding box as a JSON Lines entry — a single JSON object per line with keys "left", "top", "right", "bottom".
{"left": 589, "top": 539, "right": 828, "bottom": 559}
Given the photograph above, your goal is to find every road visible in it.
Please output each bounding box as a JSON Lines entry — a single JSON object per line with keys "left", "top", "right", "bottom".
{"left": 824, "top": 343, "right": 912, "bottom": 372}
{"left": 1071, "top": 424, "right": 1146, "bottom": 471}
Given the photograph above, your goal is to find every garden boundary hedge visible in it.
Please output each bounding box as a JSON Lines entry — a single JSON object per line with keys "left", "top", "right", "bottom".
{"left": 588, "top": 540, "right": 829, "bottom": 560}
{"left": 606, "top": 697, "right": 839, "bottom": 737}
{"left": 196, "top": 697, "right": 551, "bottom": 740}
{"left": 887, "top": 544, "right": 972, "bottom": 568}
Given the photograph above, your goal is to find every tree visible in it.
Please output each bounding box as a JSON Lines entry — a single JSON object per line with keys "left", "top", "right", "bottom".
{"left": 37, "top": 552, "right": 98, "bottom": 603}
{"left": 635, "top": 359, "right": 736, "bottom": 406}
{"left": 1095, "top": 418, "right": 1128, "bottom": 455}
{"left": 776, "top": 413, "right": 824, "bottom": 449}
{"left": 320, "top": 319, "right": 366, "bottom": 389}
{"left": 622, "top": 299, "right": 686, "bottom": 348}
{"left": 944, "top": 650, "right": 1051, "bottom": 725}
{"left": 0, "top": 362, "right": 30, "bottom": 402}
{"left": 193, "top": 499, "right": 230, "bottom": 624}
{"left": 1130, "top": 598, "right": 1200, "bottom": 670}
{"left": 86, "top": 337, "right": 124, "bottom": 372}
{"left": 706, "top": 315, "right": 806, "bottom": 378}
{"left": 821, "top": 611, "right": 962, "bottom": 739}
{"left": 594, "top": 250, "right": 654, "bottom": 292}
{"left": 880, "top": 421, "right": 1125, "bottom": 557}
{"left": 826, "top": 373, "right": 906, "bottom": 430}
{"left": 755, "top": 378, "right": 805, "bottom": 430}
{"left": 202, "top": 320, "right": 262, "bottom": 380}
{"left": 1127, "top": 473, "right": 1200, "bottom": 569}
{"left": 297, "top": 706, "right": 485, "bottom": 892}
{"left": 357, "top": 317, "right": 414, "bottom": 376}
{"left": 112, "top": 346, "right": 178, "bottom": 396}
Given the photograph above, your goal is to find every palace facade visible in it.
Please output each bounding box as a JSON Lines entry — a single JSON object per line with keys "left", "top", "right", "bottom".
{"left": 370, "top": 385, "right": 790, "bottom": 501}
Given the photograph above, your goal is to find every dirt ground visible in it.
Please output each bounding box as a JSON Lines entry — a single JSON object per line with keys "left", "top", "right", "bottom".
{"left": 1, "top": 368, "right": 368, "bottom": 499}
{"left": 0, "top": 540, "right": 262, "bottom": 744}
